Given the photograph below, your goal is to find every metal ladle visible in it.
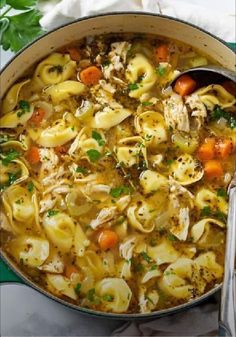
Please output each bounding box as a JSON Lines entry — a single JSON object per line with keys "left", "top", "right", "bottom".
{"left": 171, "top": 66, "right": 236, "bottom": 337}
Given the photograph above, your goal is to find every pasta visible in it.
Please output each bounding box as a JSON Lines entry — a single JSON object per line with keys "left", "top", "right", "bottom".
{"left": 1, "top": 33, "right": 235, "bottom": 314}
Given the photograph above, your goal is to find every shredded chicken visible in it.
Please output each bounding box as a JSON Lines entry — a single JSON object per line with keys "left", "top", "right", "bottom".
{"left": 163, "top": 93, "right": 190, "bottom": 132}
{"left": 90, "top": 206, "right": 117, "bottom": 229}
{"left": 185, "top": 93, "right": 207, "bottom": 129}
{"left": 119, "top": 236, "right": 136, "bottom": 260}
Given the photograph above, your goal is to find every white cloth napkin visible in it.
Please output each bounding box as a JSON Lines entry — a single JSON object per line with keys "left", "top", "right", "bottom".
{"left": 39, "top": 0, "right": 236, "bottom": 42}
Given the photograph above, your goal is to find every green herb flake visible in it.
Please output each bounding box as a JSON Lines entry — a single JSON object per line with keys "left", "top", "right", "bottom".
{"left": 48, "top": 65, "right": 63, "bottom": 74}
{"left": 75, "top": 283, "right": 81, "bottom": 294}
{"left": 214, "top": 210, "right": 227, "bottom": 222}
{"left": 140, "top": 251, "right": 152, "bottom": 263}
{"left": 211, "top": 106, "right": 236, "bottom": 129}
{"left": 116, "top": 215, "right": 125, "bottom": 225}
{"left": 156, "top": 65, "right": 166, "bottom": 76}
{"left": 102, "top": 60, "right": 111, "bottom": 67}
{"left": 86, "top": 288, "right": 100, "bottom": 304}
{"left": 8, "top": 170, "right": 21, "bottom": 185}
{"left": 0, "top": 134, "right": 10, "bottom": 144}
{"left": 86, "top": 149, "right": 101, "bottom": 162}
{"left": 2, "top": 148, "right": 20, "bottom": 166}
{"left": 76, "top": 166, "right": 87, "bottom": 174}
{"left": 19, "top": 100, "right": 30, "bottom": 112}
{"left": 200, "top": 206, "right": 211, "bottom": 217}
{"left": 110, "top": 185, "right": 131, "bottom": 198}
{"left": 47, "top": 209, "right": 59, "bottom": 217}
{"left": 134, "top": 263, "right": 144, "bottom": 273}
{"left": 166, "top": 159, "right": 174, "bottom": 165}
{"left": 167, "top": 233, "right": 177, "bottom": 242}
{"left": 217, "top": 188, "right": 227, "bottom": 198}
{"left": 150, "top": 265, "right": 157, "bottom": 271}
{"left": 141, "top": 101, "right": 153, "bottom": 107}
{"left": 102, "top": 294, "right": 114, "bottom": 302}
{"left": 92, "top": 130, "right": 105, "bottom": 146}
{"left": 27, "top": 181, "right": 34, "bottom": 192}
{"left": 145, "top": 295, "right": 154, "bottom": 305}
{"left": 128, "top": 83, "right": 139, "bottom": 91}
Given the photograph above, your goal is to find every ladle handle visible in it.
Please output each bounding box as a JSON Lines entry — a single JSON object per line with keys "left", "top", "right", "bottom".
{"left": 218, "top": 188, "right": 236, "bottom": 337}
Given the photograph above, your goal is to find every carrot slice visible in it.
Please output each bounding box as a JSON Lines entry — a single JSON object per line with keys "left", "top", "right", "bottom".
{"left": 215, "top": 138, "right": 234, "bottom": 159}
{"left": 67, "top": 48, "right": 80, "bottom": 61}
{"left": 26, "top": 146, "right": 40, "bottom": 165}
{"left": 80, "top": 66, "right": 102, "bottom": 85}
{"left": 222, "top": 80, "right": 236, "bottom": 96}
{"left": 174, "top": 74, "right": 197, "bottom": 96}
{"left": 29, "top": 108, "right": 45, "bottom": 125}
{"left": 98, "top": 230, "right": 118, "bottom": 250}
{"left": 155, "top": 44, "right": 169, "bottom": 62}
{"left": 197, "top": 138, "right": 216, "bottom": 161}
{"left": 204, "top": 160, "right": 223, "bottom": 180}
{"left": 65, "top": 265, "right": 79, "bottom": 279}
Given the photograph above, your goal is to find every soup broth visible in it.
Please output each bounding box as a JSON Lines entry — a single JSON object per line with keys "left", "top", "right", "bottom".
{"left": 0, "top": 33, "right": 235, "bottom": 314}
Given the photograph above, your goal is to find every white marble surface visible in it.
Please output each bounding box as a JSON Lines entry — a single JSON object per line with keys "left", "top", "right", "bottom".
{"left": 1, "top": 284, "right": 125, "bottom": 336}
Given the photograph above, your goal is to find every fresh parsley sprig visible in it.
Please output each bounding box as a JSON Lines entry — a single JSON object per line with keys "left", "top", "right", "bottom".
{"left": 0, "top": 0, "right": 44, "bottom": 52}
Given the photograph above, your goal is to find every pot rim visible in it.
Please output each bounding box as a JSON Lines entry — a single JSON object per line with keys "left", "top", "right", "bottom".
{"left": 0, "top": 11, "right": 234, "bottom": 77}
{"left": 0, "top": 11, "right": 227, "bottom": 319}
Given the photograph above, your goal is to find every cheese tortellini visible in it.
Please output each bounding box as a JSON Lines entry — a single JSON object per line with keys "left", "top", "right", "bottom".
{"left": 170, "top": 154, "right": 204, "bottom": 185}
{"left": 126, "top": 54, "right": 157, "bottom": 98}
{"left": 95, "top": 278, "right": 132, "bottom": 313}
{"left": 43, "top": 212, "right": 75, "bottom": 252}
{"left": 135, "top": 111, "right": 168, "bottom": 148}
{"left": 7, "top": 236, "right": 49, "bottom": 267}
{"left": 34, "top": 53, "right": 77, "bottom": 86}
{"left": 2, "top": 185, "right": 39, "bottom": 234}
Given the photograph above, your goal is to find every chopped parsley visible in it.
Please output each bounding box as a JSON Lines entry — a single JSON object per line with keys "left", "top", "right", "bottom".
{"left": 48, "top": 65, "right": 63, "bottom": 73}
{"left": 216, "top": 188, "right": 227, "bottom": 198}
{"left": 140, "top": 251, "right": 152, "bottom": 263}
{"left": 145, "top": 295, "right": 154, "bottom": 305}
{"left": 27, "top": 181, "right": 34, "bottom": 192}
{"left": 166, "top": 159, "right": 174, "bottom": 165}
{"left": 110, "top": 185, "right": 131, "bottom": 198}
{"left": 156, "top": 65, "right": 166, "bottom": 76}
{"left": 47, "top": 209, "right": 59, "bottom": 217}
{"left": 128, "top": 83, "right": 139, "bottom": 91}
{"left": 102, "top": 294, "right": 114, "bottom": 302}
{"left": 19, "top": 100, "right": 30, "bottom": 112}
{"left": 92, "top": 131, "right": 105, "bottom": 146}
{"left": 116, "top": 215, "right": 126, "bottom": 225}
{"left": 8, "top": 170, "right": 21, "bottom": 186}
{"left": 167, "top": 233, "right": 177, "bottom": 242}
{"left": 134, "top": 263, "right": 144, "bottom": 273}
{"left": 17, "top": 100, "right": 30, "bottom": 117}
{"left": 141, "top": 101, "right": 153, "bottom": 107}
{"left": 76, "top": 166, "right": 88, "bottom": 174}
{"left": 86, "top": 149, "right": 101, "bottom": 162}
{"left": 75, "top": 283, "right": 81, "bottom": 294}
{"left": 102, "top": 60, "right": 111, "bottom": 67}
{"left": 1, "top": 149, "right": 20, "bottom": 166}
{"left": 0, "top": 134, "right": 10, "bottom": 144}
{"left": 201, "top": 206, "right": 227, "bottom": 222}
{"left": 150, "top": 265, "right": 157, "bottom": 271}
{"left": 86, "top": 288, "right": 100, "bottom": 304}
{"left": 200, "top": 206, "right": 211, "bottom": 217}
{"left": 214, "top": 210, "right": 227, "bottom": 222}
{"left": 210, "top": 106, "right": 236, "bottom": 129}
